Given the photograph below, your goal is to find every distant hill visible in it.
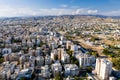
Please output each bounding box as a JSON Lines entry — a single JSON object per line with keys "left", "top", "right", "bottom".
{"left": 0, "top": 15, "right": 120, "bottom": 20}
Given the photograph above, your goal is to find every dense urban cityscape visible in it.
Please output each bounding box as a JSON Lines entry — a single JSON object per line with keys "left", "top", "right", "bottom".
{"left": 0, "top": 15, "right": 119, "bottom": 80}
{"left": 0, "top": 0, "right": 120, "bottom": 80}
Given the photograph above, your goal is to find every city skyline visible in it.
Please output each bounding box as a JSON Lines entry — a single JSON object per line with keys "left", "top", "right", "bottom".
{"left": 0, "top": 0, "right": 120, "bottom": 17}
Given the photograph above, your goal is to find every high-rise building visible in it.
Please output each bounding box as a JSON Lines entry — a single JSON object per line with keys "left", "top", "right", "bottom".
{"left": 95, "top": 58, "right": 112, "bottom": 80}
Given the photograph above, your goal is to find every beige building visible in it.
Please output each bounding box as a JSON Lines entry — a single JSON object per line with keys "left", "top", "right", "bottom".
{"left": 66, "top": 41, "right": 72, "bottom": 49}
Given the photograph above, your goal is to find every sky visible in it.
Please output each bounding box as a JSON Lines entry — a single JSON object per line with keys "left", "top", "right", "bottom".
{"left": 0, "top": 0, "right": 120, "bottom": 17}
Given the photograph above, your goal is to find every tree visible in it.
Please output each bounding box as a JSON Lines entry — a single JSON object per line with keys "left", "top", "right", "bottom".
{"left": 54, "top": 73, "right": 63, "bottom": 80}
{"left": 74, "top": 60, "right": 79, "bottom": 66}
{"left": 92, "top": 52, "right": 99, "bottom": 57}
{"left": 66, "top": 50, "right": 73, "bottom": 57}
{"left": 103, "top": 48, "right": 110, "bottom": 55}
{"left": 20, "top": 77, "right": 27, "bottom": 80}
{"left": 74, "top": 76, "right": 80, "bottom": 80}
{"left": 0, "top": 58, "right": 4, "bottom": 64}
{"left": 31, "top": 72, "right": 35, "bottom": 80}
{"left": 54, "top": 55, "right": 58, "bottom": 60}
{"left": 86, "top": 67, "right": 92, "bottom": 73}
{"left": 91, "top": 36, "right": 100, "bottom": 42}
{"left": 112, "top": 58, "right": 120, "bottom": 70}
{"left": 87, "top": 51, "right": 99, "bottom": 57}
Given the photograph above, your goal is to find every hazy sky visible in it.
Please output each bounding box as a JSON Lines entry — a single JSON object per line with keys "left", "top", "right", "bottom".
{"left": 0, "top": 0, "right": 120, "bottom": 17}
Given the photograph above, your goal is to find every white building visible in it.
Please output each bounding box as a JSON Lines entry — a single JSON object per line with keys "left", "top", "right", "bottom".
{"left": 16, "top": 68, "right": 33, "bottom": 80}
{"left": 76, "top": 53, "right": 95, "bottom": 67}
{"left": 29, "top": 56, "right": 35, "bottom": 67}
{"left": 0, "top": 69, "right": 11, "bottom": 80}
{"left": 64, "top": 64, "right": 79, "bottom": 77}
{"left": 41, "top": 65, "right": 51, "bottom": 78}
{"left": 36, "top": 47, "right": 41, "bottom": 56}
{"left": 36, "top": 39, "right": 41, "bottom": 46}
{"left": 2, "top": 48, "right": 12, "bottom": 55}
{"left": 51, "top": 61, "right": 62, "bottom": 76}
{"left": 95, "top": 58, "right": 112, "bottom": 80}
{"left": 51, "top": 42, "right": 57, "bottom": 50}
{"left": 61, "top": 52, "right": 70, "bottom": 63}
{"left": 27, "top": 40, "right": 34, "bottom": 48}
{"left": 0, "top": 62, "right": 16, "bottom": 80}
{"left": 109, "top": 77, "right": 116, "bottom": 80}
{"left": 19, "top": 55, "right": 25, "bottom": 65}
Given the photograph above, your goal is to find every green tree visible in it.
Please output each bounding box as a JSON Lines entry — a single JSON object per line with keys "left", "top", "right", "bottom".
{"left": 92, "top": 52, "right": 99, "bottom": 57}
{"left": 0, "top": 58, "right": 4, "bottom": 64}
{"left": 66, "top": 50, "right": 73, "bottom": 57}
{"left": 86, "top": 67, "right": 92, "bottom": 73}
{"left": 20, "top": 77, "right": 27, "bottom": 80}
{"left": 112, "top": 58, "right": 120, "bottom": 70}
{"left": 54, "top": 73, "right": 63, "bottom": 80}
{"left": 74, "top": 60, "right": 79, "bottom": 66}
{"left": 103, "top": 48, "right": 110, "bottom": 55}
{"left": 74, "top": 76, "right": 80, "bottom": 80}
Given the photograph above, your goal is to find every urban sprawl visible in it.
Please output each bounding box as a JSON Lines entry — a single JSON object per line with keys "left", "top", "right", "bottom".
{"left": 0, "top": 15, "right": 120, "bottom": 80}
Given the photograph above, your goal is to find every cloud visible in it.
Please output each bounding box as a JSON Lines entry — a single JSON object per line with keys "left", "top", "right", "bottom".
{"left": 0, "top": 5, "right": 98, "bottom": 17}
{"left": 87, "top": 10, "right": 98, "bottom": 14}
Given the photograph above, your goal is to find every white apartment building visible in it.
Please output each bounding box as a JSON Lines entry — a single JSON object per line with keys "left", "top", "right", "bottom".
{"left": 51, "top": 61, "right": 62, "bottom": 76}
{"left": 2, "top": 48, "right": 12, "bottom": 55}
{"left": 64, "top": 64, "right": 79, "bottom": 77}
{"left": 95, "top": 58, "right": 112, "bottom": 80}
{"left": 76, "top": 53, "right": 95, "bottom": 67}
{"left": 16, "top": 68, "right": 33, "bottom": 80}
{"left": 36, "top": 47, "right": 41, "bottom": 56}
{"left": 61, "top": 52, "right": 70, "bottom": 63}
{"left": 36, "top": 39, "right": 41, "bottom": 46}
{"left": 41, "top": 65, "right": 51, "bottom": 78}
